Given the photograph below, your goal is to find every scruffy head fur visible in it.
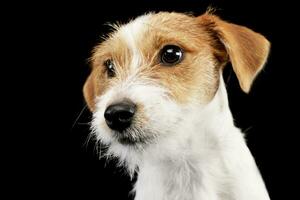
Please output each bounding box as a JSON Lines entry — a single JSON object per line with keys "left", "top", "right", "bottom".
{"left": 83, "top": 12, "right": 270, "bottom": 200}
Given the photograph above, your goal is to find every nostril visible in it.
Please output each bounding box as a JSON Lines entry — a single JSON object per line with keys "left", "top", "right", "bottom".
{"left": 104, "top": 109, "right": 113, "bottom": 122}
{"left": 104, "top": 101, "right": 136, "bottom": 132}
{"left": 118, "top": 110, "right": 134, "bottom": 123}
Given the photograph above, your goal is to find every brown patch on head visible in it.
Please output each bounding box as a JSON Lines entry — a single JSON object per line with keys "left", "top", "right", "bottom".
{"left": 136, "top": 12, "right": 222, "bottom": 104}
{"left": 83, "top": 11, "right": 270, "bottom": 110}
{"left": 92, "top": 35, "right": 133, "bottom": 73}
{"left": 83, "top": 31, "right": 134, "bottom": 111}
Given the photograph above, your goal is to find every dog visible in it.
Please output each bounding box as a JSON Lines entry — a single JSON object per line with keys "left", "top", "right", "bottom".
{"left": 83, "top": 11, "right": 270, "bottom": 200}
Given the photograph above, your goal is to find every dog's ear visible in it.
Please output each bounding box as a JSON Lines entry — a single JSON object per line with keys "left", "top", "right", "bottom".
{"left": 198, "top": 14, "right": 270, "bottom": 93}
{"left": 83, "top": 73, "right": 96, "bottom": 111}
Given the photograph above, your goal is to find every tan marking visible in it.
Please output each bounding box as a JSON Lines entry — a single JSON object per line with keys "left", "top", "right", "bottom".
{"left": 197, "top": 13, "right": 270, "bottom": 93}
{"left": 83, "top": 12, "right": 270, "bottom": 110}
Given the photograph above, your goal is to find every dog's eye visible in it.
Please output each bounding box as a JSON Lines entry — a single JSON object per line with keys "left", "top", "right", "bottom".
{"left": 160, "top": 45, "right": 183, "bottom": 65}
{"left": 104, "top": 59, "right": 115, "bottom": 78}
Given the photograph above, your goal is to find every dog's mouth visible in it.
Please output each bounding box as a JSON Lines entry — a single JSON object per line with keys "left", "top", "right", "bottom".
{"left": 112, "top": 127, "right": 155, "bottom": 146}
{"left": 117, "top": 136, "right": 144, "bottom": 145}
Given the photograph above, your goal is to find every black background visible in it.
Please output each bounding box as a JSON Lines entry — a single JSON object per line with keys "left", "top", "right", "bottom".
{"left": 4, "top": 0, "right": 299, "bottom": 199}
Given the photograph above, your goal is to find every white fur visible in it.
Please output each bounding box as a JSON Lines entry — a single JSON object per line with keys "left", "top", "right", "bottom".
{"left": 92, "top": 76, "right": 270, "bottom": 200}
{"left": 119, "top": 15, "right": 150, "bottom": 70}
{"left": 133, "top": 78, "right": 270, "bottom": 200}
{"left": 91, "top": 15, "right": 270, "bottom": 200}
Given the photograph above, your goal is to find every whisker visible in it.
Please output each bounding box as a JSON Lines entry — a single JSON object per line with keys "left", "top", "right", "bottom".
{"left": 77, "top": 122, "right": 91, "bottom": 126}
{"left": 71, "top": 105, "right": 88, "bottom": 130}
{"left": 83, "top": 131, "right": 95, "bottom": 150}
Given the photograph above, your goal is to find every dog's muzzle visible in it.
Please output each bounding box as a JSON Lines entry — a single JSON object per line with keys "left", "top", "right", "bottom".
{"left": 103, "top": 100, "right": 155, "bottom": 146}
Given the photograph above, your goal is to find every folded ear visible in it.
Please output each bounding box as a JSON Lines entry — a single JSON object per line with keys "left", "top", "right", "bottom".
{"left": 198, "top": 14, "right": 270, "bottom": 93}
{"left": 83, "top": 73, "right": 96, "bottom": 111}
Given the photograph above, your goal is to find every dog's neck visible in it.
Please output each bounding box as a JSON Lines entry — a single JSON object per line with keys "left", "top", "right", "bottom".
{"left": 131, "top": 77, "right": 270, "bottom": 200}
{"left": 134, "top": 78, "right": 239, "bottom": 200}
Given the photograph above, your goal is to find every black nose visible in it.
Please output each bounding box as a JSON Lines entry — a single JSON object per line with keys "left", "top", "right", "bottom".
{"left": 104, "top": 101, "right": 136, "bottom": 132}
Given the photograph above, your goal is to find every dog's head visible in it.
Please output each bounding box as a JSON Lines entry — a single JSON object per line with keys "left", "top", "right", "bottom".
{"left": 83, "top": 12, "right": 270, "bottom": 170}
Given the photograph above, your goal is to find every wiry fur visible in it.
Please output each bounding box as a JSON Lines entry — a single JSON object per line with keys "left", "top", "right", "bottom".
{"left": 84, "top": 12, "right": 270, "bottom": 200}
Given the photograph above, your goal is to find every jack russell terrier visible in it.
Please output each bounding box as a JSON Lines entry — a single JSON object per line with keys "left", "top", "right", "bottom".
{"left": 83, "top": 11, "right": 270, "bottom": 200}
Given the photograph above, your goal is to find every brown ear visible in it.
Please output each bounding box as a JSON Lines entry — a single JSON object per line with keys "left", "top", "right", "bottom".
{"left": 83, "top": 73, "right": 96, "bottom": 111}
{"left": 198, "top": 14, "right": 270, "bottom": 93}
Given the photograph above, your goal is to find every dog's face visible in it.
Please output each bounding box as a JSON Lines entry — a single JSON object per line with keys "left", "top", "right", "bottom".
{"left": 83, "top": 12, "right": 269, "bottom": 168}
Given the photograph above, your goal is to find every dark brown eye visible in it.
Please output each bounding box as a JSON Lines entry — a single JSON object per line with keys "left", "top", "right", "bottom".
{"left": 160, "top": 45, "right": 183, "bottom": 65}
{"left": 104, "top": 59, "right": 115, "bottom": 78}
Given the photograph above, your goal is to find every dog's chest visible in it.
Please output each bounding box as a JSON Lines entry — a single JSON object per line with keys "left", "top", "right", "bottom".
{"left": 134, "top": 158, "right": 230, "bottom": 200}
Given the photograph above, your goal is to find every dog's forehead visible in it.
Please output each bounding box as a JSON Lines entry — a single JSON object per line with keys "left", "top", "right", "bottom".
{"left": 117, "top": 12, "right": 198, "bottom": 37}
{"left": 118, "top": 14, "right": 150, "bottom": 51}
{"left": 109, "top": 12, "right": 206, "bottom": 55}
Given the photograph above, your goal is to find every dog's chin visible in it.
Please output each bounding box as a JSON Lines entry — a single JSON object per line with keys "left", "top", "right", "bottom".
{"left": 116, "top": 134, "right": 144, "bottom": 146}
{"left": 112, "top": 127, "right": 155, "bottom": 147}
